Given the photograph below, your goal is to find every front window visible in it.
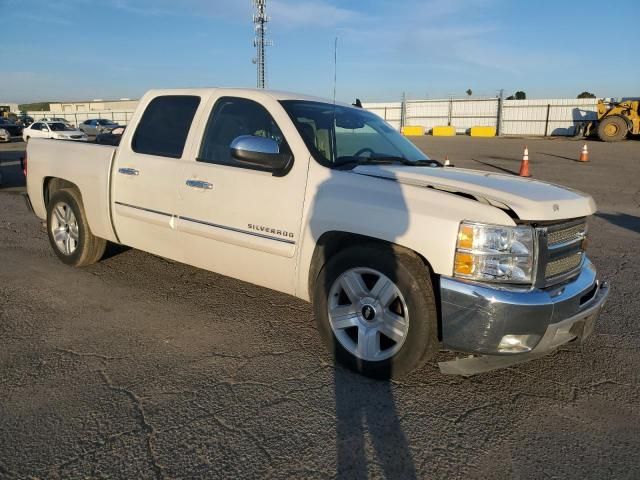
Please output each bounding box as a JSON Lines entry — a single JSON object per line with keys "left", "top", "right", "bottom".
{"left": 280, "top": 100, "right": 436, "bottom": 168}
{"left": 198, "top": 97, "right": 289, "bottom": 168}
{"left": 49, "top": 123, "right": 73, "bottom": 131}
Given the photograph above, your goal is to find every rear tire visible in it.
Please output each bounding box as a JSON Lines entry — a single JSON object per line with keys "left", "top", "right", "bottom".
{"left": 597, "top": 115, "right": 628, "bottom": 142}
{"left": 313, "top": 244, "right": 439, "bottom": 379}
{"left": 46, "top": 188, "right": 106, "bottom": 267}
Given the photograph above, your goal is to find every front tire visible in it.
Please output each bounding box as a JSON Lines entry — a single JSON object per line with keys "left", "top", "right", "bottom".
{"left": 46, "top": 188, "right": 106, "bottom": 266}
{"left": 313, "top": 244, "right": 439, "bottom": 379}
{"left": 597, "top": 115, "right": 628, "bottom": 142}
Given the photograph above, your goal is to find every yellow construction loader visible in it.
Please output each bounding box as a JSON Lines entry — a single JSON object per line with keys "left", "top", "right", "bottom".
{"left": 588, "top": 99, "right": 640, "bottom": 142}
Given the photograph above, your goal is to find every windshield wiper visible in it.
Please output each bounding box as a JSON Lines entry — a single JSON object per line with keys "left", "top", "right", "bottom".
{"left": 336, "top": 156, "right": 441, "bottom": 169}
{"left": 371, "top": 156, "right": 442, "bottom": 167}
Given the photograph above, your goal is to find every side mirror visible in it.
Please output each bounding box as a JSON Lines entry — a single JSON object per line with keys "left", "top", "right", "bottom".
{"left": 230, "top": 135, "right": 292, "bottom": 174}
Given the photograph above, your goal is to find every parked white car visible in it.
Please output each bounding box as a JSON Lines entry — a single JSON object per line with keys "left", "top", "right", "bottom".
{"left": 38, "top": 117, "right": 73, "bottom": 127}
{"left": 24, "top": 88, "right": 609, "bottom": 379}
{"left": 23, "top": 122, "right": 88, "bottom": 142}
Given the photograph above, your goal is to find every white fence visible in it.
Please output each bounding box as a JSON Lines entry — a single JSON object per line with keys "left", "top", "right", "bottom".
{"left": 27, "top": 98, "right": 600, "bottom": 137}
{"left": 26, "top": 110, "right": 136, "bottom": 127}
{"left": 364, "top": 97, "right": 599, "bottom": 136}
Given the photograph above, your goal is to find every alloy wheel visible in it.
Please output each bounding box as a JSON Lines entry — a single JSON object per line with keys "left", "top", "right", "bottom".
{"left": 328, "top": 267, "right": 410, "bottom": 362}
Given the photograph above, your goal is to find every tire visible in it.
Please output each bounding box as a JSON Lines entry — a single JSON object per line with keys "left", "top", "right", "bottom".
{"left": 597, "top": 115, "right": 628, "bottom": 142}
{"left": 46, "top": 188, "right": 106, "bottom": 267}
{"left": 313, "top": 243, "right": 438, "bottom": 379}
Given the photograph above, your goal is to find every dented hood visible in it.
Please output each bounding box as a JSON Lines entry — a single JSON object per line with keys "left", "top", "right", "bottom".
{"left": 352, "top": 165, "right": 596, "bottom": 221}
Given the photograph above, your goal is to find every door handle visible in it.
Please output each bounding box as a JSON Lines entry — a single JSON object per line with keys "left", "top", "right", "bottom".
{"left": 186, "top": 179, "right": 213, "bottom": 190}
{"left": 118, "top": 167, "right": 139, "bottom": 176}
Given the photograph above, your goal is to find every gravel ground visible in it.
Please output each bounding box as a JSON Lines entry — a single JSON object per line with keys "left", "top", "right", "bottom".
{"left": 0, "top": 136, "right": 638, "bottom": 479}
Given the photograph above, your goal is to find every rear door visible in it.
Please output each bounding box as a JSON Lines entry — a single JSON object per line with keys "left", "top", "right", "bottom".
{"left": 111, "top": 94, "right": 202, "bottom": 262}
{"left": 176, "top": 94, "right": 310, "bottom": 295}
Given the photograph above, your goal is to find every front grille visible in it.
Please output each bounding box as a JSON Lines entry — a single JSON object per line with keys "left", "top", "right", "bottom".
{"left": 70, "top": 135, "right": 82, "bottom": 139}
{"left": 547, "top": 222, "right": 586, "bottom": 247}
{"left": 537, "top": 218, "right": 587, "bottom": 285}
{"left": 545, "top": 251, "right": 583, "bottom": 278}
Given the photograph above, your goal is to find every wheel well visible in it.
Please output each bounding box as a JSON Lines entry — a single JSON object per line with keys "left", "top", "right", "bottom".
{"left": 43, "top": 177, "right": 80, "bottom": 207}
{"left": 308, "top": 231, "right": 442, "bottom": 339}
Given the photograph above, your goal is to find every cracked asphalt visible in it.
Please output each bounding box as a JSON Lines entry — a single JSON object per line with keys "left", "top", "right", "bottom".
{"left": 1, "top": 137, "right": 639, "bottom": 479}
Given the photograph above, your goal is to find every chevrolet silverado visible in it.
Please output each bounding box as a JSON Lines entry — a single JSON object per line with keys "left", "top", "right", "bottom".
{"left": 24, "top": 88, "right": 609, "bottom": 378}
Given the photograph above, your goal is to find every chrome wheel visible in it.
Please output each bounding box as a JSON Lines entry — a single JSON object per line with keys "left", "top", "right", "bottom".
{"left": 50, "top": 202, "right": 79, "bottom": 255}
{"left": 328, "top": 267, "right": 409, "bottom": 362}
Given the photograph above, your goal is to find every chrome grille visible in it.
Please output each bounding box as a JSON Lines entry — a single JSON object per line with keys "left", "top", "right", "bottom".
{"left": 538, "top": 218, "right": 587, "bottom": 285}
{"left": 545, "top": 252, "right": 583, "bottom": 278}
{"left": 547, "top": 223, "right": 586, "bottom": 247}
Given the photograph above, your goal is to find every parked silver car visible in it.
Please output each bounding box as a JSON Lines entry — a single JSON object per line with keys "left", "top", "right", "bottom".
{"left": 79, "top": 119, "right": 120, "bottom": 136}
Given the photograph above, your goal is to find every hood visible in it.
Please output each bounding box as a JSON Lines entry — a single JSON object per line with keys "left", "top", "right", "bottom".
{"left": 352, "top": 165, "right": 596, "bottom": 221}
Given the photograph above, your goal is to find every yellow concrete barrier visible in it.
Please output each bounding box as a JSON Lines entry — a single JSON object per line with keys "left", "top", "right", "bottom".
{"left": 401, "top": 125, "right": 425, "bottom": 136}
{"left": 432, "top": 126, "right": 456, "bottom": 136}
{"left": 469, "top": 126, "right": 496, "bottom": 137}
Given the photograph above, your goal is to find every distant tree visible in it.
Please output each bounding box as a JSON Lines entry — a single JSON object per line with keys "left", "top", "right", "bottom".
{"left": 466, "top": 89, "right": 473, "bottom": 96}
{"left": 18, "top": 102, "right": 50, "bottom": 111}
{"left": 506, "top": 91, "right": 526, "bottom": 100}
{"left": 577, "top": 91, "right": 596, "bottom": 99}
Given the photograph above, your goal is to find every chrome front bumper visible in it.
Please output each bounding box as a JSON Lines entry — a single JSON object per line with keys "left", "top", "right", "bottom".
{"left": 438, "top": 259, "right": 609, "bottom": 375}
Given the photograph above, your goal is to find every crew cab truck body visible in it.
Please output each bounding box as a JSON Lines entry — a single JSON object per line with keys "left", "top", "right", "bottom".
{"left": 25, "top": 88, "right": 609, "bottom": 378}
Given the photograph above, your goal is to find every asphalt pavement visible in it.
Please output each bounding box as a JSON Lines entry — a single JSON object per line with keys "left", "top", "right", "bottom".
{"left": 1, "top": 136, "right": 639, "bottom": 479}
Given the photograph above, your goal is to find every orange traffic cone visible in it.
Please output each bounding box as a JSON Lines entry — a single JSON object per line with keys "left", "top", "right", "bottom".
{"left": 518, "top": 146, "right": 531, "bottom": 177}
{"left": 579, "top": 143, "right": 589, "bottom": 162}
{"left": 444, "top": 155, "right": 451, "bottom": 166}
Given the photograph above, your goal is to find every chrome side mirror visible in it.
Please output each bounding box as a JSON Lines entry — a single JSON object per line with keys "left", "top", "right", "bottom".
{"left": 230, "top": 135, "right": 292, "bottom": 175}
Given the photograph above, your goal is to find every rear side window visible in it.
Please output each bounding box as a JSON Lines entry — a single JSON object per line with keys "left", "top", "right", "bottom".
{"left": 132, "top": 95, "right": 200, "bottom": 158}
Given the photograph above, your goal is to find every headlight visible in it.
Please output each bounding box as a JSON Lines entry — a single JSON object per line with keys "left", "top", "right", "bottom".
{"left": 453, "top": 221, "right": 536, "bottom": 284}
{"left": 0, "top": 128, "right": 8, "bottom": 136}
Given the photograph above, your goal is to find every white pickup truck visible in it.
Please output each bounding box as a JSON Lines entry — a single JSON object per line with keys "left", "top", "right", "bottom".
{"left": 25, "top": 88, "right": 609, "bottom": 378}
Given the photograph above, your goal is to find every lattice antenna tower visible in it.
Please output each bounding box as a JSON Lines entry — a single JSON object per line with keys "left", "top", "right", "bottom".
{"left": 252, "top": 0, "right": 273, "bottom": 89}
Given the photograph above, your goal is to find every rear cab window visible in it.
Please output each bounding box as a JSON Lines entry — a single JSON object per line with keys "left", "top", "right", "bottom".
{"left": 132, "top": 95, "right": 201, "bottom": 158}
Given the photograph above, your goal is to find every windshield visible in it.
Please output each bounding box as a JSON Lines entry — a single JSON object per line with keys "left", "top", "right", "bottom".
{"left": 97, "top": 119, "right": 116, "bottom": 125}
{"left": 49, "top": 123, "right": 74, "bottom": 131}
{"left": 280, "top": 100, "right": 435, "bottom": 167}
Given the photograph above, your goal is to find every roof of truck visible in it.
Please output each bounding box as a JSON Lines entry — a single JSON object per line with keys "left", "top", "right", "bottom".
{"left": 143, "top": 88, "right": 353, "bottom": 107}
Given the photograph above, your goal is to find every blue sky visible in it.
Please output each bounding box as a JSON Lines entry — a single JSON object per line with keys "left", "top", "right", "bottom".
{"left": 1, "top": 0, "right": 639, "bottom": 103}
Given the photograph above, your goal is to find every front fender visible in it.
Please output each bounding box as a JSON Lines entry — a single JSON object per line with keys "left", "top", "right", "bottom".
{"left": 294, "top": 164, "right": 515, "bottom": 300}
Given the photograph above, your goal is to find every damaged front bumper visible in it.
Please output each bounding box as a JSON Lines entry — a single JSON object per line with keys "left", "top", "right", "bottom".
{"left": 438, "top": 259, "right": 609, "bottom": 375}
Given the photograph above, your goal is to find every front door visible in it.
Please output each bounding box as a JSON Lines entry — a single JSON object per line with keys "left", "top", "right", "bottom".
{"left": 176, "top": 95, "right": 310, "bottom": 295}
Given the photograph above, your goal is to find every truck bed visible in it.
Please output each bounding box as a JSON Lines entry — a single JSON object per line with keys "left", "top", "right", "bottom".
{"left": 26, "top": 138, "right": 119, "bottom": 243}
